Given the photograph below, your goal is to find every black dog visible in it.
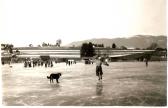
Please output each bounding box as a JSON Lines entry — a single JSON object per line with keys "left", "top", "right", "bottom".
{"left": 47, "top": 73, "right": 61, "bottom": 83}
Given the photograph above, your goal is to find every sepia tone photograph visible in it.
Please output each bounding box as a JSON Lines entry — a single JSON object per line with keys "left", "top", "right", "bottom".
{"left": 0, "top": 0, "right": 167, "bottom": 106}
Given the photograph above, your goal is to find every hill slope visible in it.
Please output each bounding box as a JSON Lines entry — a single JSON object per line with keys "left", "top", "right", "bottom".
{"left": 67, "top": 35, "right": 167, "bottom": 49}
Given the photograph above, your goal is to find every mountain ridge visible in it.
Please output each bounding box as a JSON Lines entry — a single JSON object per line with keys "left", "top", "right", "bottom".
{"left": 66, "top": 35, "right": 167, "bottom": 49}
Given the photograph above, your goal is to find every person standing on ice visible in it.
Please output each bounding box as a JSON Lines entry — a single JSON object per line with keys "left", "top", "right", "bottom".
{"left": 144, "top": 58, "right": 149, "bottom": 67}
{"left": 96, "top": 57, "right": 109, "bottom": 80}
{"left": 96, "top": 57, "right": 103, "bottom": 80}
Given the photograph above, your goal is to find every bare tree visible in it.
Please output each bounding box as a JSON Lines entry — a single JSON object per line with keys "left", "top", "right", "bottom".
{"left": 112, "top": 43, "right": 116, "bottom": 49}
{"left": 56, "top": 39, "right": 62, "bottom": 47}
{"left": 29, "top": 44, "right": 33, "bottom": 47}
{"left": 1, "top": 44, "right": 14, "bottom": 54}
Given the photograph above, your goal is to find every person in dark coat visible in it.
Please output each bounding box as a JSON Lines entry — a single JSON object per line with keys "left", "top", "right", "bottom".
{"left": 96, "top": 57, "right": 103, "bottom": 80}
{"left": 96, "top": 57, "right": 109, "bottom": 80}
{"left": 144, "top": 58, "right": 148, "bottom": 67}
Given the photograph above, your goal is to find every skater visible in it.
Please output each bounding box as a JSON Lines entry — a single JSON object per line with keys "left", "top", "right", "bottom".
{"left": 144, "top": 58, "right": 148, "bottom": 67}
{"left": 96, "top": 57, "right": 103, "bottom": 80}
{"left": 95, "top": 57, "right": 109, "bottom": 80}
{"left": 51, "top": 61, "right": 53, "bottom": 67}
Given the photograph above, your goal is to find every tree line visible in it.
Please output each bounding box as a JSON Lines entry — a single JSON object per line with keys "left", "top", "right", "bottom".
{"left": 28, "top": 39, "right": 62, "bottom": 47}
{"left": 1, "top": 42, "right": 166, "bottom": 58}
{"left": 80, "top": 42, "right": 167, "bottom": 58}
{"left": 41, "top": 39, "right": 62, "bottom": 47}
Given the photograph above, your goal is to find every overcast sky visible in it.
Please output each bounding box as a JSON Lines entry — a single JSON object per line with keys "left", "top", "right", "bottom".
{"left": 0, "top": 0, "right": 166, "bottom": 47}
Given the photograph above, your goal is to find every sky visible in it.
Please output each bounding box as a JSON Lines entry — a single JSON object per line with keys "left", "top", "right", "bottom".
{"left": 0, "top": 0, "right": 167, "bottom": 47}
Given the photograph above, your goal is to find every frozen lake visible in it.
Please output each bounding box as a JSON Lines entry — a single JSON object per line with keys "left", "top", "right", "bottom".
{"left": 2, "top": 61, "right": 167, "bottom": 106}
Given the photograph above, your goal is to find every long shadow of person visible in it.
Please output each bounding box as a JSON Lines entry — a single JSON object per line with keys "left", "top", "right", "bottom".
{"left": 96, "top": 81, "right": 103, "bottom": 96}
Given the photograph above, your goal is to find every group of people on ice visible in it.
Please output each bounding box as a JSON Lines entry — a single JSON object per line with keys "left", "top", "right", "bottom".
{"left": 24, "top": 59, "right": 53, "bottom": 68}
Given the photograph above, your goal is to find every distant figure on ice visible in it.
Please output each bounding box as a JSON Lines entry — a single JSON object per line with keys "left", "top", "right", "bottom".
{"left": 96, "top": 57, "right": 109, "bottom": 80}
{"left": 144, "top": 58, "right": 149, "bottom": 67}
{"left": 50, "top": 61, "right": 53, "bottom": 67}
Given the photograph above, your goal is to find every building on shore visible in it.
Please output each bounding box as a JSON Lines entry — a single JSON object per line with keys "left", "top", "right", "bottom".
{"left": 1, "top": 47, "right": 167, "bottom": 64}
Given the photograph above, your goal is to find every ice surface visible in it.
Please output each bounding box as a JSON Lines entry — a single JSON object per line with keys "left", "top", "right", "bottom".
{"left": 2, "top": 61, "right": 167, "bottom": 106}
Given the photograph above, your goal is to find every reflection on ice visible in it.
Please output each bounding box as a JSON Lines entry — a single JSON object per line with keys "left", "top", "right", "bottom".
{"left": 49, "top": 83, "right": 61, "bottom": 89}
{"left": 96, "top": 81, "right": 103, "bottom": 96}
